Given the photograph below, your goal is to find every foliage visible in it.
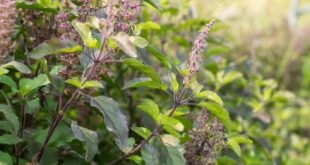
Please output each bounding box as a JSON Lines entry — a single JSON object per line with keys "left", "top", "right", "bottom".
{"left": 0, "top": 0, "right": 309, "bottom": 165}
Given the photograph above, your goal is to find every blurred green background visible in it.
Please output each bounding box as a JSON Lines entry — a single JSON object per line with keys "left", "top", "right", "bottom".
{"left": 192, "top": 0, "right": 310, "bottom": 91}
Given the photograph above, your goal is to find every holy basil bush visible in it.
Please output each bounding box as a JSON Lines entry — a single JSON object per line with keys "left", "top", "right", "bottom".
{"left": 0, "top": 0, "right": 308, "bottom": 165}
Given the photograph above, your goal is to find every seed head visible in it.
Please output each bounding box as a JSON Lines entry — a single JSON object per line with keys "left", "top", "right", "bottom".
{"left": 184, "top": 20, "right": 215, "bottom": 85}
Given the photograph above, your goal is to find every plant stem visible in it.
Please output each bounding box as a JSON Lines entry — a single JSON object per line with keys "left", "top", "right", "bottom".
{"left": 32, "top": 63, "right": 98, "bottom": 162}
{"left": 33, "top": 90, "right": 80, "bottom": 162}
{"left": 15, "top": 99, "right": 26, "bottom": 165}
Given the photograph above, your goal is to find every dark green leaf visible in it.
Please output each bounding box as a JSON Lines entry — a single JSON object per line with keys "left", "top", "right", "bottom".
{"left": 0, "top": 75, "right": 17, "bottom": 91}
{"left": 123, "top": 77, "right": 164, "bottom": 90}
{"left": 50, "top": 75, "right": 65, "bottom": 93}
{"left": 0, "top": 104, "right": 19, "bottom": 133}
{"left": 0, "top": 121, "right": 11, "bottom": 132}
{"left": 0, "top": 151, "right": 12, "bottom": 165}
{"left": 124, "top": 58, "right": 161, "bottom": 83}
{"left": 90, "top": 96, "right": 129, "bottom": 150}
{"left": 71, "top": 121, "right": 99, "bottom": 161}
{"left": 34, "top": 123, "right": 74, "bottom": 147}
{"left": 41, "top": 148, "right": 58, "bottom": 165}
{"left": 141, "top": 135, "right": 185, "bottom": 165}
{"left": 0, "top": 134, "right": 22, "bottom": 145}
{"left": 1, "top": 61, "right": 31, "bottom": 74}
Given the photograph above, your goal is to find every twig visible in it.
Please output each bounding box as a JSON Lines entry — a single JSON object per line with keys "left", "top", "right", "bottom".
{"left": 32, "top": 63, "right": 98, "bottom": 162}
{"left": 15, "top": 99, "right": 26, "bottom": 165}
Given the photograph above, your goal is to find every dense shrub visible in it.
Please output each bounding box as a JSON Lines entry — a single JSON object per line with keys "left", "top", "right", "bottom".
{"left": 0, "top": 0, "right": 309, "bottom": 165}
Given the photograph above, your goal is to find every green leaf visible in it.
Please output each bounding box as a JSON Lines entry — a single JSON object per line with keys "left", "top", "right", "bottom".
{"left": 0, "top": 67, "right": 9, "bottom": 75}
{"left": 0, "top": 75, "right": 17, "bottom": 91}
{"left": 230, "top": 136, "right": 253, "bottom": 144}
{"left": 135, "top": 21, "right": 161, "bottom": 35}
{"left": 128, "top": 155, "right": 143, "bottom": 165}
{"left": 34, "top": 123, "right": 74, "bottom": 147}
{"left": 198, "top": 102, "right": 231, "bottom": 130}
{"left": 82, "top": 80, "right": 104, "bottom": 89}
{"left": 124, "top": 58, "right": 161, "bottom": 83}
{"left": 40, "top": 148, "right": 58, "bottom": 165}
{"left": 142, "top": 144, "right": 159, "bottom": 165}
{"left": 129, "top": 36, "right": 149, "bottom": 48}
{"left": 66, "top": 77, "right": 82, "bottom": 89}
{"left": 0, "top": 134, "right": 22, "bottom": 145}
{"left": 16, "top": 1, "right": 57, "bottom": 13}
{"left": 37, "top": 0, "right": 59, "bottom": 8}
{"left": 144, "top": 0, "right": 161, "bottom": 10}
{"left": 162, "top": 126, "right": 180, "bottom": 138}
{"left": 0, "top": 104, "right": 19, "bottom": 133}
{"left": 227, "top": 138, "right": 241, "bottom": 157}
{"left": 216, "top": 156, "right": 238, "bottom": 165}
{"left": 0, "top": 151, "right": 12, "bottom": 165}
{"left": 141, "top": 135, "right": 185, "bottom": 165}
{"left": 19, "top": 74, "right": 50, "bottom": 96}
{"left": 86, "top": 16, "right": 100, "bottom": 30}
{"left": 1, "top": 61, "right": 31, "bottom": 74}
{"left": 131, "top": 127, "right": 152, "bottom": 139}
{"left": 189, "top": 78, "right": 203, "bottom": 94}
{"left": 146, "top": 46, "right": 171, "bottom": 69}
{"left": 123, "top": 77, "right": 163, "bottom": 90}
{"left": 66, "top": 78, "right": 103, "bottom": 89}
{"left": 30, "top": 38, "right": 82, "bottom": 59}
{"left": 50, "top": 75, "right": 65, "bottom": 93}
{"left": 0, "top": 121, "right": 11, "bottom": 132}
{"left": 113, "top": 32, "right": 138, "bottom": 58}
{"left": 169, "top": 73, "right": 178, "bottom": 93}
{"left": 162, "top": 116, "right": 184, "bottom": 132}
{"left": 72, "top": 20, "right": 99, "bottom": 48}
{"left": 71, "top": 121, "right": 99, "bottom": 161}
{"left": 272, "top": 90, "right": 295, "bottom": 103}
{"left": 90, "top": 96, "right": 129, "bottom": 150}
{"left": 196, "top": 90, "right": 223, "bottom": 106}
{"left": 216, "top": 71, "right": 243, "bottom": 90}
{"left": 138, "top": 99, "right": 160, "bottom": 123}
